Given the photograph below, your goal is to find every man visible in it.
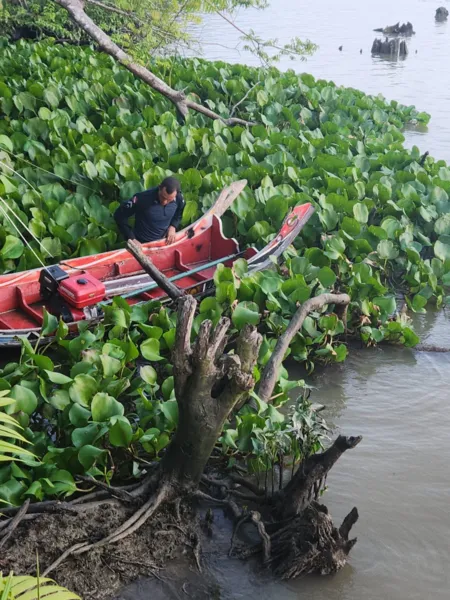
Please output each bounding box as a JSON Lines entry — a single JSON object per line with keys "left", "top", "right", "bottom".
{"left": 114, "top": 176, "right": 185, "bottom": 245}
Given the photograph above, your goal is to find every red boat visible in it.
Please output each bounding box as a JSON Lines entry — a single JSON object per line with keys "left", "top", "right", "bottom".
{"left": 0, "top": 181, "right": 314, "bottom": 347}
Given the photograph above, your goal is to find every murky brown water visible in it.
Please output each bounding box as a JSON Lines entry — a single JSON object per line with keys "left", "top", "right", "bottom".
{"left": 119, "top": 2, "right": 450, "bottom": 598}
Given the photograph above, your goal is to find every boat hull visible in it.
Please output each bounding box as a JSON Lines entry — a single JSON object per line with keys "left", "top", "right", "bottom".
{"left": 0, "top": 181, "right": 314, "bottom": 347}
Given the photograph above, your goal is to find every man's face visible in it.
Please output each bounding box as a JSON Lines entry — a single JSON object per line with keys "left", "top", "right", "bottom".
{"left": 158, "top": 186, "right": 177, "bottom": 206}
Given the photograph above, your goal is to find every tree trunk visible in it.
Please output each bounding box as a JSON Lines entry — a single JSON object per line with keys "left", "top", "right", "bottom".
{"left": 161, "top": 296, "right": 262, "bottom": 490}
{"left": 53, "top": 0, "right": 254, "bottom": 125}
{"left": 277, "top": 435, "right": 362, "bottom": 519}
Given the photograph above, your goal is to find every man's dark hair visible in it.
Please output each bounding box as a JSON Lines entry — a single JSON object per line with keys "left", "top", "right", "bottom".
{"left": 160, "top": 176, "right": 181, "bottom": 194}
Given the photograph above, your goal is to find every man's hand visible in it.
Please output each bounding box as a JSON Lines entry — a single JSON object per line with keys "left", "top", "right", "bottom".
{"left": 166, "top": 226, "right": 176, "bottom": 245}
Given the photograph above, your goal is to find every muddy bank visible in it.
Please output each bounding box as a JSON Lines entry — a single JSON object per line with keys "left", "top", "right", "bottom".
{"left": 1, "top": 502, "right": 198, "bottom": 600}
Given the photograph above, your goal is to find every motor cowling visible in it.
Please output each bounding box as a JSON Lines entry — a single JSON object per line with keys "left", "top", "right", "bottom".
{"left": 39, "top": 267, "right": 106, "bottom": 323}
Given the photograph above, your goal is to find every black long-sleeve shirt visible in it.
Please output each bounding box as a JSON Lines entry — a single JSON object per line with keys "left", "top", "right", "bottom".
{"left": 114, "top": 187, "right": 185, "bottom": 243}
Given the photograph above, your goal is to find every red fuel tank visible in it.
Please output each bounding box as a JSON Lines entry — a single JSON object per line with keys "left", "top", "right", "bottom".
{"left": 58, "top": 273, "right": 106, "bottom": 309}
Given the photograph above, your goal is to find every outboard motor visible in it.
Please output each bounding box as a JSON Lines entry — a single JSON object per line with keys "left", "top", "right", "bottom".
{"left": 39, "top": 266, "right": 106, "bottom": 323}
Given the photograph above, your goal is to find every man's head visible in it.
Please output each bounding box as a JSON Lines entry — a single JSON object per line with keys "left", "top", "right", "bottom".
{"left": 158, "top": 177, "right": 180, "bottom": 206}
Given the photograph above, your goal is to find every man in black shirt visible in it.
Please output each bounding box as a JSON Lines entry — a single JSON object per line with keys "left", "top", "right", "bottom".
{"left": 114, "top": 176, "right": 185, "bottom": 245}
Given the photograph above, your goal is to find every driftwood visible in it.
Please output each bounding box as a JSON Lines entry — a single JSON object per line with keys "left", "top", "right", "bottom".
{"left": 371, "top": 37, "right": 408, "bottom": 57}
{"left": 373, "top": 22, "right": 415, "bottom": 35}
{"left": 127, "top": 239, "right": 184, "bottom": 300}
{"left": 257, "top": 293, "right": 351, "bottom": 403}
{"left": 415, "top": 344, "right": 450, "bottom": 353}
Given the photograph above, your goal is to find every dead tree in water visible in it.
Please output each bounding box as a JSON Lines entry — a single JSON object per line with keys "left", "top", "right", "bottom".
{"left": 435, "top": 7, "right": 449, "bottom": 22}
{"left": 0, "top": 294, "right": 360, "bottom": 587}
{"left": 372, "top": 37, "right": 408, "bottom": 58}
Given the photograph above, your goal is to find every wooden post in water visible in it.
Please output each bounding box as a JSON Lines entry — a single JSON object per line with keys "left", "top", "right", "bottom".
{"left": 127, "top": 239, "right": 185, "bottom": 300}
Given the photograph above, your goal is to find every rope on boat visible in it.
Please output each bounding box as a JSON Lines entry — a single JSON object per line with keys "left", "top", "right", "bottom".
{"left": 0, "top": 195, "right": 53, "bottom": 258}
{"left": 0, "top": 160, "right": 40, "bottom": 195}
{"left": 0, "top": 199, "right": 46, "bottom": 268}
{"left": 0, "top": 149, "right": 97, "bottom": 193}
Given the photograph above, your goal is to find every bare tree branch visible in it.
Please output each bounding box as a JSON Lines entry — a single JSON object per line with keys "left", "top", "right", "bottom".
{"left": 54, "top": 0, "right": 255, "bottom": 125}
{"left": 258, "top": 293, "right": 351, "bottom": 403}
{"left": 86, "top": 0, "right": 136, "bottom": 18}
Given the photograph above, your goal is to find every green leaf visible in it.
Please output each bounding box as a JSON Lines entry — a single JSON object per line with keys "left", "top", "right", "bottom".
{"left": 49, "top": 389, "right": 71, "bottom": 411}
{"left": 160, "top": 400, "right": 179, "bottom": 428}
{"left": 0, "top": 134, "right": 13, "bottom": 152}
{"left": 69, "top": 374, "right": 98, "bottom": 407}
{"left": 232, "top": 302, "right": 261, "bottom": 329}
{"left": 72, "top": 423, "right": 101, "bottom": 449}
{"left": 374, "top": 295, "right": 396, "bottom": 317}
{"left": 140, "top": 365, "right": 157, "bottom": 385}
{"left": 44, "top": 370, "right": 73, "bottom": 384}
{"left": 78, "top": 445, "right": 107, "bottom": 470}
{"left": 162, "top": 376, "right": 174, "bottom": 400}
{"left": 139, "top": 325, "right": 163, "bottom": 339}
{"left": 1, "top": 236, "right": 24, "bottom": 260}
{"left": 324, "top": 236, "right": 346, "bottom": 259}
{"left": 91, "top": 392, "right": 124, "bottom": 422}
{"left": 100, "top": 354, "right": 122, "bottom": 377}
{"left": 140, "top": 338, "right": 164, "bottom": 361}
{"left": 42, "top": 308, "right": 58, "bottom": 336}
{"left": 403, "top": 327, "right": 420, "bottom": 348}
{"left": 411, "top": 294, "right": 428, "bottom": 313}
{"left": 319, "top": 205, "right": 339, "bottom": 231}
{"left": 353, "top": 202, "right": 369, "bottom": 223}
{"left": 377, "top": 240, "right": 399, "bottom": 260}
{"left": 317, "top": 266, "right": 336, "bottom": 288}
{"left": 434, "top": 240, "right": 450, "bottom": 262}
{"left": 341, "top": 216, "right": 360, "bottom": 237}
{"left": 0, "top": 174, "right": 17, "bottom": 194}
{"left": 381, "top": 217, "right": 401, "bottom": 239}
{"left": 435, "top": 214, "right": 450, "bottom": 236}
{"left": 109, "top": 417, "right": 133, "bottom": 447}
{"left": 334, "top": 344, "right": 348, "bottom": 362}
{"left": 55, "top": 203, "right": 81, "bottom": 229}
{"left": 69, "top": 403, "right": 91, "bottom": 427}
{"left": 32, "top": 354, "right": 54, "bottom": 371}
{"left": 9, "top": 384, "right": 38, "bottom": 415}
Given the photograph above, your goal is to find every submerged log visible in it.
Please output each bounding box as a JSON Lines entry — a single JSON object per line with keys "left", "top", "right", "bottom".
{"left": 435, "top": 7, "right": 449, "bottom": 21}
{"left": 371, "top": 37, "right": 408, "bottom": 57}
{"left": 373, "top": 21, "right": 415, "bottom": 36}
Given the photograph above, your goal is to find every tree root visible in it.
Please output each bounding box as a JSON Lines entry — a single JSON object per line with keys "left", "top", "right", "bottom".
{"left": 0, "top": 499, "right": 30, "bottom": 549}
{"left": 42, "top": 484, "right": 172, "bottom": 576}
{"left": 229, "top": 511, "right": 271, "bottom": 563}
{"left": 267, "top": 502, "right": 358, "bottom": 578}
{"left": 75, "top": 475, "right": 136, "bottom": 503}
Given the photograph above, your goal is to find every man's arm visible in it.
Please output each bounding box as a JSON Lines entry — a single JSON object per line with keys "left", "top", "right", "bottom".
{"left": 169, "top": 192, "right": 185, "bottom": 230}
{"left": 114, "top": 196, "right": 139, "bottom": 240}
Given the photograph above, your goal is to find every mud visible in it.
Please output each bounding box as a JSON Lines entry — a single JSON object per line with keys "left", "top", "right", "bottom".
{"left": 1, "top": 502, "right": 196, "bottom": 600}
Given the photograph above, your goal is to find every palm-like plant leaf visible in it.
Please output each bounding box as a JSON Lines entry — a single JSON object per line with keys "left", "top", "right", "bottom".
{"left": 0, "top": 574, "right": 80, "bottom": 599}
{"left": 0, "top": 393, "right": 36, "bottom": 463}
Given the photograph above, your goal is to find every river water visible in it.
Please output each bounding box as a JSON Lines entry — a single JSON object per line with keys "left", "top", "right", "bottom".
{"left": 124, "top": 2, "right": 450, "bottom": 599}
{"left": 188, "top": 0, "right": 450, "bottom": 161}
